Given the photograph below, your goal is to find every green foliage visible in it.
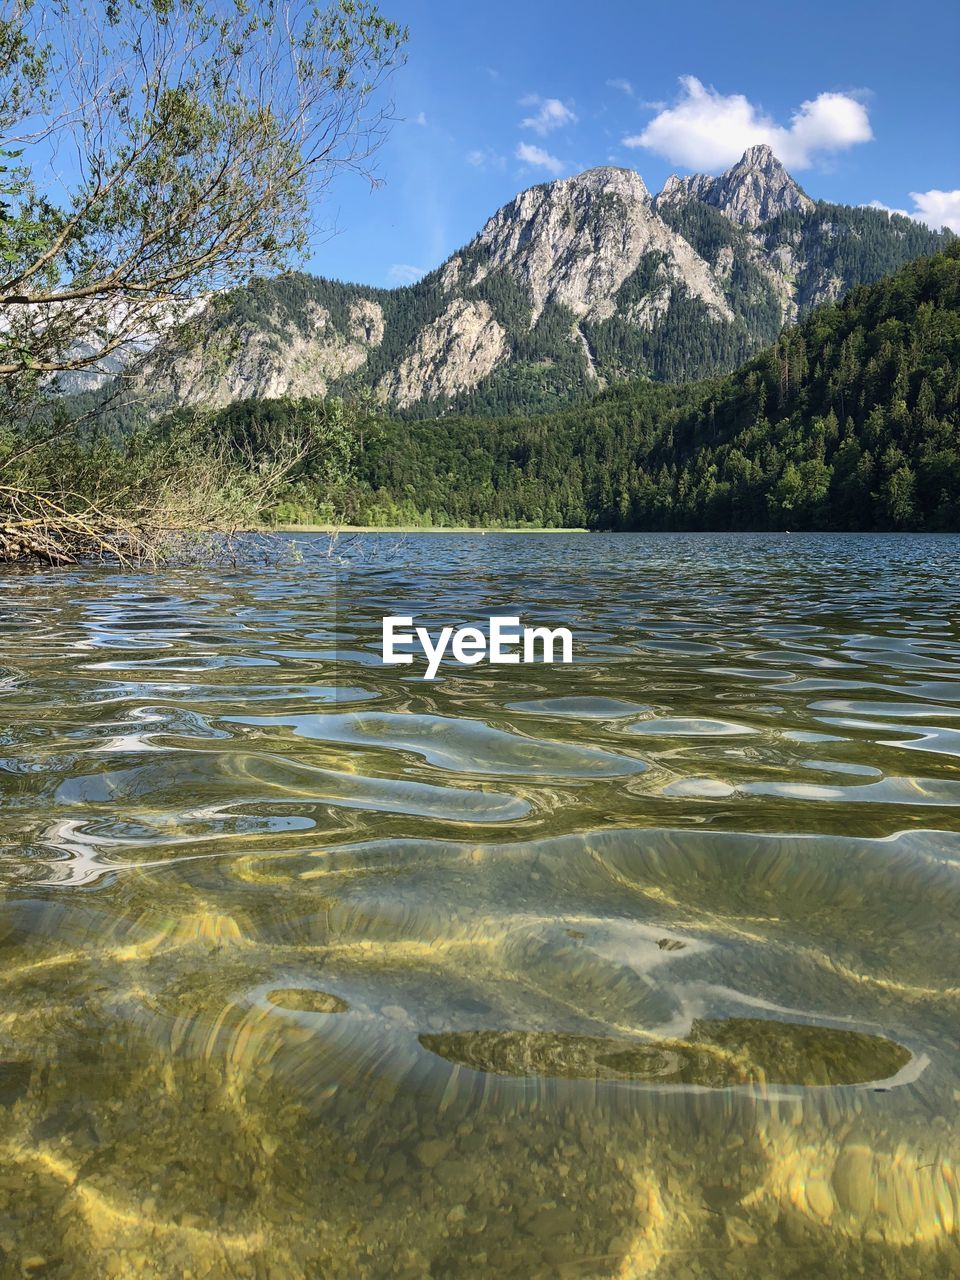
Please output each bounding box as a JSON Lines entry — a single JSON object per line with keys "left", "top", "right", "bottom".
{"left": 18, "top": 246, "right": 957, "bottom": 538}
{"left": 338, "top": 244, "right": 960, "bottom": 530}
{"left": 0, "top": 0, "right": 405, "bottom": 415}
{"left": 0, "top": 392, "right": 367, "bottom": 533}
{"left": 25, "top": 245, "right": 957, "bottom": 535}
{"left": 760, "top": 201, "right": 954, "bottom": 307}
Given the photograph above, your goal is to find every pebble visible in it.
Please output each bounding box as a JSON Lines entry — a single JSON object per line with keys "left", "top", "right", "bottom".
{"left": 415, "top": 1139, "right": 451, "bottom": 1170}
{"left": 381, "top": 1005, "right": 416, "bottom": 1028}
{"left": 806, "top": 1178, "right": 835, "bottom": 1222}
{"left": 832, "top": 1147, "right": 874, "bottom": 1216}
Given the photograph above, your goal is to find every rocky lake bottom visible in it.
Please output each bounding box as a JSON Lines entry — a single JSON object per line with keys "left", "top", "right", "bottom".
{"left": 0, "top": 532, "right": 957, "bottom": 1278}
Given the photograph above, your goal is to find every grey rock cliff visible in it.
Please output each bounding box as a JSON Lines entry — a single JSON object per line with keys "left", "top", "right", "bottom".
{"left": 468, "top": 167, "right": 731, "bottom": 324}
{"left": 657, "top": 144, "right": 814, "bottom": 228}
{"left": 377, "top": 299, "right": 507, "bottom": 407}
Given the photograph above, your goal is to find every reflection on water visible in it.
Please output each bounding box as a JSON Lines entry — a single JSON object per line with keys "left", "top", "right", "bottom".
{"left": 0, "top": 531, "right": 959, "bottom": 1278}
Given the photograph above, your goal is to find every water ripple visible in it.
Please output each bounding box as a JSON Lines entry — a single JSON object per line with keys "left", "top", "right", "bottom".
{"left": 1, "top": 533, "right": 959, "bottom": 1277}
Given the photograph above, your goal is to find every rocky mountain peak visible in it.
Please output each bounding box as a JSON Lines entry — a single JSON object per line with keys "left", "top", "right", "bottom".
{"left": 565, "top": 165, "right": 651, "bottom": 199}
{"left": 740, "top": 143, "right": 776, "bottom": 166}
{"left": 126, "top": 150, "right": 949, "bottom": 419}
{"left": 465, "top": 165, "right": 727, "bottom": 324}
{"left": 656, "top": 146, "right": 814, "bottom": 228}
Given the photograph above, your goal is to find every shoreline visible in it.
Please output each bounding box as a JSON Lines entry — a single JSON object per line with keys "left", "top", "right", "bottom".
{"left": 252, "top": 526, "right": 959, "bottom": 537}
{"left": 263, "top": 524, "right": 591, "bottom": 534}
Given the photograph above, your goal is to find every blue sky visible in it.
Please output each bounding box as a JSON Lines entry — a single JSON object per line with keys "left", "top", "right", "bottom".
{"left": 308, "top": 0, "right": 960, "bottom": 286}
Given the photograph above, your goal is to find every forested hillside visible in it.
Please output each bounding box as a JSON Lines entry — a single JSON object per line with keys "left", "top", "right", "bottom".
{"left": 64, "top": 243, "right": 959, "bottom": 534}
{"left": 330, "top": 242, "right": 960, "bottom": 529}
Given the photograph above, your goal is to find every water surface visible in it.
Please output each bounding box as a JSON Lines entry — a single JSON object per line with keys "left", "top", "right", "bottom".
{"left": 0, "top": 533, "right": 958, "bottom": 1278}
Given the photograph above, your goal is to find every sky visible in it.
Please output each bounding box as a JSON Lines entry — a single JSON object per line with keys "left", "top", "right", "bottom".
{"left": 306, "top": 0, "right": 960, "bottom": 287}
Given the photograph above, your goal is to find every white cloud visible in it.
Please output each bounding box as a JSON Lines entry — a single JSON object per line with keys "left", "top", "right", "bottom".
{"left": 623, "top": 75, "right": 872, "bottom": 171}
{"left": 866, "top": 191, "right": 960, "bottom": 234}
{"left": 411, "top": 110, "right": 427, "bottom": 127}
{"left": 910, "top": 189, "right": 960, "bottom": 234}
{"left": 606, "top": 78, "right": 633, "bottom": 97}
{"left": 865, "top": 199, "right": 912, "bottom": 220}
{"left": 388, "top": 263, "right": 426, "bottom": 286}
{"left": 515, "top": 142, "right": 566, "bottom": 176}
{"left": 519, "top": 96, "right": 578, "bottom": 135}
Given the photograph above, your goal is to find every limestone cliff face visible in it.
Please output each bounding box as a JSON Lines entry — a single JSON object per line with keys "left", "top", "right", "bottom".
{"left": 348, "top": 299, "right": 385, "bottom": 347}
{"left": 125, "top": 147, "right": 949, "bottom": 415}
{"left": 141, "top": 298, "right": 384, "bottom": 410}
{"left": 468, "top": 167, "right": 732, "bottom": 324}
{"left": 377, "top": 299, "right": 507, "bottom": 407}
{"left": 657, "top": 144, "right": 814, "bottom": 228}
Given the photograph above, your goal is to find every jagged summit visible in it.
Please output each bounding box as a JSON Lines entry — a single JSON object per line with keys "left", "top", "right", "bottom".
{"left": 521, "top": 165, "right": 651, "bottom": 203}
{"left": 656, "top": 145, "right": 813, "bottom": 228}
{"left": 740, "top": 143, "right": 776, "bottom": 164}
{"left": 574, "top": 164, "right": 650, "bottom": 188}
{"left": 459, "top": 162, "right": 724, "bottom": 326}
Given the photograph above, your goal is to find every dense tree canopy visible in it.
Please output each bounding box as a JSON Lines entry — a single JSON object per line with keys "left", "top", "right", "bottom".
{"left": 308, "top": 242, "right": 960, "bottom": 530}
{"left": 12, "top": 242, "right": 958, "bottom": 544}
{"left": 0, "top": 0, "right": 404, "bottom": 562}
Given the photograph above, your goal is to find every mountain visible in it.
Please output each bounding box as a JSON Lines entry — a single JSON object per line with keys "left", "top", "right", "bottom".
{"left": 335, "top": 242, "right": 960, "bottom": 530}
{"left": 132, "top": 149, "right": 952, "bottom": 418}
{"left": 656, "top": 144, "right": 814, "bottom": 227}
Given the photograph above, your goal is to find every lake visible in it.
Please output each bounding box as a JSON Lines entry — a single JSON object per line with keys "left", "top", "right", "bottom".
{"left": 0, "top": 532, "right": 958, "bottom": 1278}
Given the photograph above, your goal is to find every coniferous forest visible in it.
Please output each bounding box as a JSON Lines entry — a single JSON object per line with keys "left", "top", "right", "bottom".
{"left": 208, "top": 243, "right": 960, "bottom": 531}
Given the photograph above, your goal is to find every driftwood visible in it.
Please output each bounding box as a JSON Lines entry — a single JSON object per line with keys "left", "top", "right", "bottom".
{"left": 2, "top": 521, "right": 84, "bottom": 564}
{"left": 0, "top": 498, "right": 260, "bottom": 568}
{"left": 0, "top": 430, "right": 318, "bottom": 568}
{"left": 0, "top": 488, "right": 142, "bottom": 565}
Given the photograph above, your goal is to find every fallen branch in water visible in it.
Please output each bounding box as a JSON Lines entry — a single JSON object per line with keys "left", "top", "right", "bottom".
{"left": 0, "top": 486, "right": 140, "bottom": 565}
{"left": 0, "top": 425, "right": 320, "bottom": 568}
{"left": 0, "top": 395, "right": 367, "bottom": 569}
